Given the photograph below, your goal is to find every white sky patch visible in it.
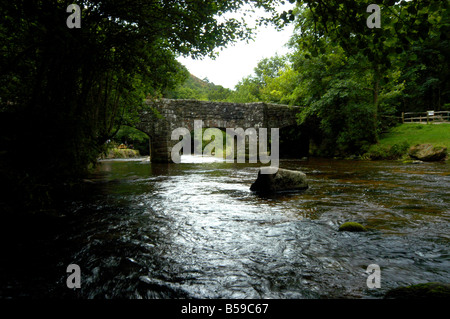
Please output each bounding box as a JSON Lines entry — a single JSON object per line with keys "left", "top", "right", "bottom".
{"left": 177, "top": 5, "right": 295, "bottom": 90}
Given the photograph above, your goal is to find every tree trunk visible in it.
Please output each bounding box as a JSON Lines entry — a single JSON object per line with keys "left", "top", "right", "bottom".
{"left": 373, "top": 68, "right": 381, "bottom": 142}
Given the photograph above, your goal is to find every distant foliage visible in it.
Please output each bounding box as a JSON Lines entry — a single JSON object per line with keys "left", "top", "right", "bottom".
{"left": 164, "top": 72, "right": 234, "bottom": 102}
{"left": 230, "top": 0, "right": 449, "bottom": 157}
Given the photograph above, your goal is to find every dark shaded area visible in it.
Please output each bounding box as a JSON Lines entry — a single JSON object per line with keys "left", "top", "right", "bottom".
{"left": 1, "top": 0, "right": 284, "bottom": 214}
{"left": 279, "top": 125, "right": 309, "bottom": 159}
{"left": 384, "top": 282, "right": 450, "bottom": 299}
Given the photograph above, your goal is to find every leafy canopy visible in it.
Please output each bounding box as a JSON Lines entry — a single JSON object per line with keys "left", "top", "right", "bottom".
{"left": 0, "top": 0, "right": 287, "bottom": 210}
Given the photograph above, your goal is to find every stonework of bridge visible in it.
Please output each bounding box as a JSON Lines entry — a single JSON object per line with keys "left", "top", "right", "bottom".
{"left": 136, "top": 99, "right": 302, "bottom": 162}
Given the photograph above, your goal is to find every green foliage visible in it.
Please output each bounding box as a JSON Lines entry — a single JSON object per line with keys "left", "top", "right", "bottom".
{"left": 292, "top": 0, "right": 450, "bottom": 136}
{"left": 165, "top": 73, "right": 234, "bottom": 101}
{"left": 105, "top": 148, "right": 140, "bottom": 159}
{"left": 372, "top": 123, "right": 450, "bottom": 150}
{"left": 114, "top": 126, "right": 149, "bottom": 144}
{"left": 0, "top": 0, "right": 285, "bottom": 211}
{"left": 364, "top": 123, "right": 450, "bottom": 161}
{"left": 231, "top": 55, "right": 290, "bottom": 103}
{"left": 389, "top": 141, "right": 411, "bottom": 158}
{"left": 296, "top": 0, "right": 448, "bottom": 69}
{"left": 364, "top": 141, "right": 410, "bottom": 160}
{"left": 229, "top": 1, "right": 449, "bottom": 157}
{"left": 290, "top": 44, "right": 379, "bottom": 156}
{"left": 113, "top": 126, "right": 150, "bottom": 156}
{"left": 260, "top": 66, "right": 299, "bottom": 104}
{"left": 232, "top": 76, "right": 262, "bottom": 103}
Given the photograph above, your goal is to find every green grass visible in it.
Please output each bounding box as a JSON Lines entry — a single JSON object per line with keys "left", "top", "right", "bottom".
{"left": 378, "top": 123, "right": 450, "bottom": 149}
{"left": 364, "top": 123, "right": 450, "bottom": 160}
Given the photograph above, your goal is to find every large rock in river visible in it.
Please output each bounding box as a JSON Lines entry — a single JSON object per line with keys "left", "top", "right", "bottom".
{"left": 408, "top": 144, "right": 447, "bottom": 161}
{"left": 250, "top": 167, "right": 308, "bottom": 193}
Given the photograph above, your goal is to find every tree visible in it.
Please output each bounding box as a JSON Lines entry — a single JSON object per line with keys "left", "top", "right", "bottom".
{"left": 232, "top": 55, "right": 289, "bottom": 103}
{"left": 288, "top": 39, "right": 380, "bottom": 156}
{"left": 229, "top": 1, "right": 448, "bottom": 156}
{"left": 395, "top": 5, "right": 450, "bottom": 112}
{"left": 233, "top": 76, "right": 262, "bottom": 103}
{"left": 164, "top": 72, "right": 234, "bottom": 101}
{"left": 292, "top": 0, "right": 450, "bottom": 135}
{"left": 0, "top": 0, "right": 285, "bottom": 211}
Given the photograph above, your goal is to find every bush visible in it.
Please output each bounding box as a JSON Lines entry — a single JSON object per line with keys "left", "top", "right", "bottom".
{"left": 389, "top": 141, "right": 410, "bottom": 158}
{"left": 113, "top": 126, "right": 150, "bottom": 156}
{"left": 104, "top": 148, "right": 140, "bottom": 159}
{"left": 364, "top": 141, "right": 410, "bottom": 160}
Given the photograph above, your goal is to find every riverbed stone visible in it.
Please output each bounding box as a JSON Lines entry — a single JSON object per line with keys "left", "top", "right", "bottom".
{"left": 408, "top": 144, "right": 447, "bottom": 162}
{"left": 338, "top": 222, "right": 367, "bottom": 232}
{"left": 384, "top": 282, "right": 450, "bottom": 299}
{"left": 250, "top": 167, "right": 308, "bottom": 193}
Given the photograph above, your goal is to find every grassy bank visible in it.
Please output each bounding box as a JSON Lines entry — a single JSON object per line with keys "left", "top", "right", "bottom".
{"left": 364, "top": 123, "right": 450, "bottom": 160}
{"left": 377, "top": 123, "right": 450, "bottom": 149}
{"left": 102, "top": 148, "right": 140, "bottom": 159}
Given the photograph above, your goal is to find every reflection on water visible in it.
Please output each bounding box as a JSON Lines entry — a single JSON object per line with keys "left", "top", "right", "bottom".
{"left": 3, "top": 156, "right": 450, "bottom": 299}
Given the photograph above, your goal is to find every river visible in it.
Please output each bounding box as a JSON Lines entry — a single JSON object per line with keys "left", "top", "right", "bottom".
{"left": 2, "top": 156, "right": 449, "bottom": 299}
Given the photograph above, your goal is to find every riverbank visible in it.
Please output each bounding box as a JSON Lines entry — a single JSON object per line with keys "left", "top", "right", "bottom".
{"left": 102, "top": 148, "right": 140, "bottom": 159}
{"left": 364, "top": 123, "right": 450, "bottom": 161}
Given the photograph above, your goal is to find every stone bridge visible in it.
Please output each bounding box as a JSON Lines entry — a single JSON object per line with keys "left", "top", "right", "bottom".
{"left": 136, "top": 99, "right": 307, "bottom": 162}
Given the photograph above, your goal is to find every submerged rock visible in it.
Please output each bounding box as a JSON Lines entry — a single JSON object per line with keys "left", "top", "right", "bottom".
{"left": 250, "top": 167, "right": 308, "bottom": 193}
{"left": 384, "top": 282, "right": 450, "bottom": 299}
{"left": 408, "top": 144, "right": 447, "bottom": 162}
{"left": 338, "top": 222, "right": 367, "bottom": 232}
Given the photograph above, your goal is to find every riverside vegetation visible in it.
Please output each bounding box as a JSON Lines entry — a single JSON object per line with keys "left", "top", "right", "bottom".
{"left": 164, "top": 1, "right": 449, "bottom": 160}
{"left": 1, "top": 1, "right": 449, "bottom": 210}
{"left": 1, "top": 1, "right": 288, "bottom": 211}
{"left": 1, "top": 1, "right": 449, "bottom": 301}
{"left": 363, "top": 123, "right": 449, "bottom": 161}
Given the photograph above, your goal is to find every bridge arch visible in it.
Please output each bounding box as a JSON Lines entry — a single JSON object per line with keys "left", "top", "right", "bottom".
{"left": 136, "top": 99, "right": 307, "bottom": 162}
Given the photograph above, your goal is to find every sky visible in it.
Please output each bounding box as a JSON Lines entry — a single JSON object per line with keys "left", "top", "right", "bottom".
{"left": 176, "top": 5, "right": 296, "bottom": 90}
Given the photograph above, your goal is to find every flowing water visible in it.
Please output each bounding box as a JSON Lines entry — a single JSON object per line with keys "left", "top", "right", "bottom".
{"left": 3, "top": 156, "right": 449, "bottom": 299}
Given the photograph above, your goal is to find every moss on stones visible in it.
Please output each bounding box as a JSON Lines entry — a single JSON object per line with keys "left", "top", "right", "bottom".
{"left": 338, "top": 222, "right": 367, "bottom": 232}
{"left": 408, "top": 144, "right": 447, "bottom": 161}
